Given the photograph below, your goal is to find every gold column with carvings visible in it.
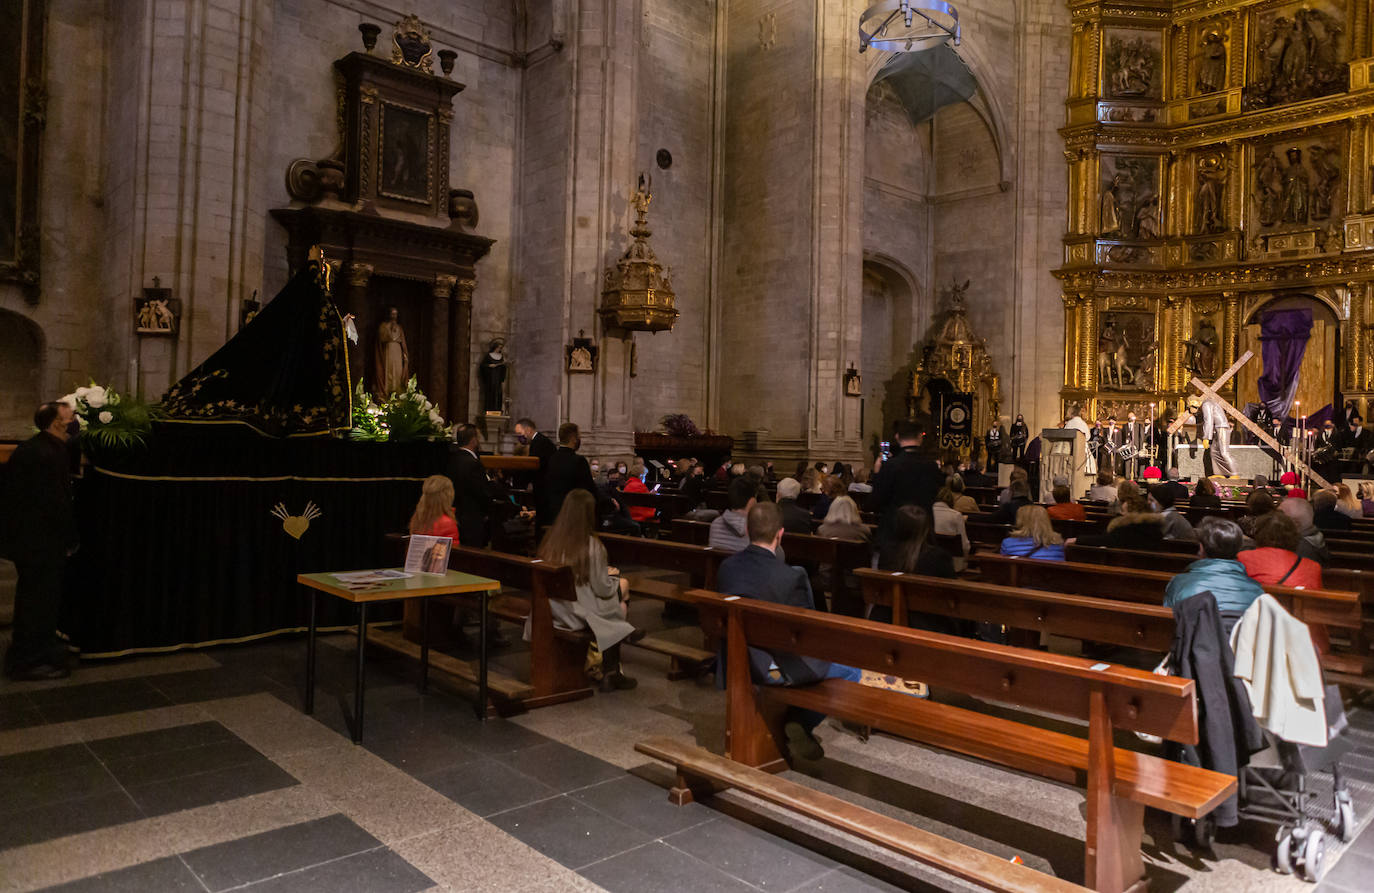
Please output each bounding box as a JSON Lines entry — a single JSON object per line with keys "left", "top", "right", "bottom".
{"left": 1079, "top": 297, "right": 1098, "bottom": 393}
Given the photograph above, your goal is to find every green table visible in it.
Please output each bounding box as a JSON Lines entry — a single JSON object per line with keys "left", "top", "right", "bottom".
{"left": 297, "top": 569, "right": 500, "bottom": 741}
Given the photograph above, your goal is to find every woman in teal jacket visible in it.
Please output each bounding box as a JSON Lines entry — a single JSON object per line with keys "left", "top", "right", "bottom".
{"left": 1163, "top": 516, "right": 1264, "bottom": 613}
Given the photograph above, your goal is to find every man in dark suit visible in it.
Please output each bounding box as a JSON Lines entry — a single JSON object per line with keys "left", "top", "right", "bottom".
{"left": 444, "top": 423, "right": 493, "bottom": 547}
{"left": 514, "top": 416, "right": 556, "bottom": 511}
{"left": 870, "top": 420, "right": 943, "bottom": 545}
{"left": 542, "top": 422, "right": 596, "bottom": 523}
{"left": 717, "top": 502, "right": 861, "bottom": 761}
{"left": 2, "top": 402, "right": 78, "bottom": 680}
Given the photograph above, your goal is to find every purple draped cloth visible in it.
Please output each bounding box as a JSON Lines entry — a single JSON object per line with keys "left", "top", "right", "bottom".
{"left": 1257, "top": 308, "right": 1312, "bottom": 421}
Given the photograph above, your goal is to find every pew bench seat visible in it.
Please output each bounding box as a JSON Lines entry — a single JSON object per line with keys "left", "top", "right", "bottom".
{"left": 636, "top": 736, "right": 1092, "bottom": 893}
{"left": 762, "top": 679, "right": 1233, "bottom": 820}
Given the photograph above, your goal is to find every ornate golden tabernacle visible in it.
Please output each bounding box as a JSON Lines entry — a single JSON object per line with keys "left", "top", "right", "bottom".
{"left": 1057, "top": 0, "right": 1374, "bottom": 424}
{"left": 599, "top": 174, "right": 679, "bottom": 333}
{"left": 910, "top": 279, "right": 1002, "bottom": 454}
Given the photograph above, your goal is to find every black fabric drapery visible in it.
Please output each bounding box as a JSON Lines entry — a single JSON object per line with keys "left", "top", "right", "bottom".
{"left": 161, "top": 260, "right": 350, "bottom": 436}
{"left": 66, "top": 427, "right": 447, "bottom": 656}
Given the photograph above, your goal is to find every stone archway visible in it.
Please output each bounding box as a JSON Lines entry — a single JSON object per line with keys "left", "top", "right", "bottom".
{"left": 0, "top": 310, "right": 43, "bottom": 439}
{"left": 861, "top": 258, "right": 920, "bottom": 456}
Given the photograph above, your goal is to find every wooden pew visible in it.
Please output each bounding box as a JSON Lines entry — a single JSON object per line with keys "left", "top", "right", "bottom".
{"left": 612, "top": 489, "right": 692, "bottom": 533}
{"left": 780, "top": 531, "right": 873, "bottom": 616}
{"left": 372, "top": 539, "right": 594, "bottom": 713}
{"left": 637, "top": 741, "right": 1090, "bottom": 893}
{"left": 977, "top": 553, "right": 1353, "bottom": 621}
{"left": 599, "top": 533, "right": 722, "bottom": 677}
{"left": 643, "top": 589, "right": 1233, "bottom": 893}
{"left": 855, "top": 568, "right": 1175, "bottom": 653}
{"left": 670, "top": 517, "right": 714, "bottom": 545}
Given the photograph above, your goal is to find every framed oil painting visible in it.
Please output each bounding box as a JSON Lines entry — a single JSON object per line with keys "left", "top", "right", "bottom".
{"left": 1, "top": 0, "right": 46, "bottom": 299}
{"left": 378, "top": 102, "right": 433, "bottom": 205}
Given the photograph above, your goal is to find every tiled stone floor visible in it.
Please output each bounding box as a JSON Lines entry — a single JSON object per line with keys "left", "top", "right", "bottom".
{"left": 0, "top": 580, "right": 1372, "bottom": 891}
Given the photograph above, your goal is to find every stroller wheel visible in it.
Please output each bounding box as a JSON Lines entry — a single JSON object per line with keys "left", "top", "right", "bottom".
{"left": 1274, "top": 828, "right": 1294, "bottom": 875}
{"left": 1299, "top": 828, "right": 1326, "bottom": 883}
{"left": 1336, "top": 792, "right": 1356, "bottom": 844}
{"left": 1173, "top": 813, "right": 1216, "bottom": 849}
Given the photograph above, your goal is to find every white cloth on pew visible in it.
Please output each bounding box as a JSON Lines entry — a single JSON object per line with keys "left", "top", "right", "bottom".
{"left": 1229, "top": 594, "right": 1327, "bottom": 747}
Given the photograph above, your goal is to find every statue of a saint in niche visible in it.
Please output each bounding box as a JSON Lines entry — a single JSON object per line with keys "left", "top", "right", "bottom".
{"left": 479, "top": 339, "right": 507, "bottom": 415}
{"left": 374, "top": 307, "right": 410, "bottom": 398}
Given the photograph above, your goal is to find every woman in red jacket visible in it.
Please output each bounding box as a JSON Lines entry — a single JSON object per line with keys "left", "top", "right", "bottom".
{"left": 620, "top": 472, "right": 655, "bottom": 523}
{"left": 408, "top": 475, "right": 459, "bottom": 540}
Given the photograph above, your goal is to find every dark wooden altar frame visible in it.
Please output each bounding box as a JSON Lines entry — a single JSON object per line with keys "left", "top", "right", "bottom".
{"left": 1, "top": 0, "right": 46, "bottom": 302}
{"left": 272, "top": 206, "right": 492, "bottom": 424}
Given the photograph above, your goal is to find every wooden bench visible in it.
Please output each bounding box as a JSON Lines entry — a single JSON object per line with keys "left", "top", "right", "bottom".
{"left": 636, "top": 737, "right": 1091, "bottom": 893}
{"left": 645, "top": 589, "right": 1233, "bottom": 893}
{"left": 598, "top": 533, "right": 722, "bottom": 677}
{"left": 670, "top": 517, "right": 714, "bottom": 545}
{"left": 373, "top": 539, "right": 594, "bottom": 713}
{"left": 780, "top": 531, "right": 873, "bottom": 616}
{"left": 854, "top": 568, "right": 1176, "bottom": 654}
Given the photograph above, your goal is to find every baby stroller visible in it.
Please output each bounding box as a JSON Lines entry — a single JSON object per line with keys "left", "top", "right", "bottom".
{"left": 1236, "top": 687, "right": 1357, "bottom": 882}
{"left": 1171, "top": 598, "right": 1357, "bottom": 882}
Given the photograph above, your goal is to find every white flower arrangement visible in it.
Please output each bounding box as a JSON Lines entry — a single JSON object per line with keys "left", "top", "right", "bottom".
{"left": 62, "top": 381, "right": 158, "bottom": 449}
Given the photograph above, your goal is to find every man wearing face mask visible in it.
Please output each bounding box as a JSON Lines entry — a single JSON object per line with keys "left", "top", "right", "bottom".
{"left": 514, "top": 416, "right": 556, "bottom": 504}
{"left": 543, "top": 422, "right": 597, "bottom": 523}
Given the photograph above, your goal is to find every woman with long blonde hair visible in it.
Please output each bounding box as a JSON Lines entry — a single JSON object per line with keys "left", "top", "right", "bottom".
{"left": 1335, "top": 483, "right": 1363, "bottom": 520}
{"left": 999, "top": 504, "right": 1066, "bottom": 561}
{"left": 408, "top": 475, "right": 458, "bottom": 539}
{"left": 535, "top": 489, "right": 641, "bottom": 691}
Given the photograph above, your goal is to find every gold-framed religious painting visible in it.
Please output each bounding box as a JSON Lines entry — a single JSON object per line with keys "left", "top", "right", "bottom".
{"left": 1, "top": 0, "right": 46, "bottom": 300}
{"left": 378, "top": 102, "right": 433, "bottom": 204}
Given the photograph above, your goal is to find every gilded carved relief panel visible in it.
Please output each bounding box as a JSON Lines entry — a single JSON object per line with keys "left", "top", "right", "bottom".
{"left": 1248, "top": 127, "right": 1346, "bottom": 256}
{"left": 1244, "top": 0, "right": 1349, "bottom": 111}
{"left": 1103, "top": 29, "right": 1164, "bottom": 100}
{"left": 1099, "top": 154, "right": 1163, "bottom": 239}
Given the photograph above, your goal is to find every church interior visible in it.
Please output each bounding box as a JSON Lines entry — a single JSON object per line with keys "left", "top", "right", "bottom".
{"left": 4, "top": 0, "right": 1374, "bottom": 890}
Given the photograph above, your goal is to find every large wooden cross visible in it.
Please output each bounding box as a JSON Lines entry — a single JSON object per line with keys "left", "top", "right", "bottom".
{"left": 1167, "top": 349, "right": 1330, "bottom": 489}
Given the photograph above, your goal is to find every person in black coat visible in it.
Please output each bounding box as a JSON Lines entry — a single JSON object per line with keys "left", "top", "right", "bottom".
{"left": 717, "top": 502, "right": 861, "bottom": 761}
{"left": 444, "top": 423, "right": 494, "bottom": 547}
{"left": 870, "top": 420, "right": 944, "bottom": 545}
{"left": 542, "top": 422, "right": 596, "bottom": 523}
{"left": 514, "top": 416, "right": 556, "bottom": 511}
{"left": 1, "top": 402, "right": 79, "bottom": 680}
{"left": 1167, "top": 590, "right": 1265, "bottom": 828}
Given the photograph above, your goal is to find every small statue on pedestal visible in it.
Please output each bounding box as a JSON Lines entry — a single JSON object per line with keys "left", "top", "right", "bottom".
{"left": 373, "top": 307, "right": 410, "bottom": 398}
{"left": 478, "top": 338, "right": 507, "bottom": 415}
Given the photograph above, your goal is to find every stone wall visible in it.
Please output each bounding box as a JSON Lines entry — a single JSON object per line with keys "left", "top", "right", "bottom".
{"left": 6, "top": 0, "right": 1079, "bottom": 456}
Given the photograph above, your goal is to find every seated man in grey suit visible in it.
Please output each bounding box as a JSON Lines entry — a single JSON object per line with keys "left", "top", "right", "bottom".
{"left": 716, "top": 502, "right": 861, "bottom": 761}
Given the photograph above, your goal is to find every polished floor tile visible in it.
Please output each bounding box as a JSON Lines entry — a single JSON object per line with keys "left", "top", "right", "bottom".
{"left": 489, "top": 795, "right": 653, "bottom": 870}
{"left": 569, "top": 776, "right": 714, "bottom": 839}
{"left": 491, "top": 740, "right": 624, "bottom": 793}
{"left": 84, "top": 719, "right": 236, "bottom": 762}
{"left": 418, "top": 755, "right": 558, "bottom": 817}
{"left": 0, "top": 789, "right": 144, "bottom": 849}
{"left": 126, "top": 759, "right": 299, "bottom": 818}
{"left": 180, "top": 813, "right": 381, "bottom": 891}
{"left": 581, "top": 840, "right": 757, "bottom": 893}
{"left": 105, "top": 738, "right": 267, "bottom": 788}
{"left": 237, "top": 846, "right": 433, "bottom": 893}
{"left": 662, "top": 815, "right": 840, "bottom": 891}
{"left": 38, "top": 855, "right": 205, "bottom": 892}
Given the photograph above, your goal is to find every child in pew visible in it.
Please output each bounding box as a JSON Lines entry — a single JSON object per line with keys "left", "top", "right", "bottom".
{"left": 408, "top": 475, "right": 459, "bottom": 540}
{"left": 534, "top": 489, "right": 646, "bottom": 692}
{"left": 998, "top": 505, "right": 1066, "bottom": 562}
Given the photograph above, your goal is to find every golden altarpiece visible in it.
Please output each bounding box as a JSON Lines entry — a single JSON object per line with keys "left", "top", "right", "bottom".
{"left": 909, "top": 280, "right": 1002, "bottom": 455}
{"left": 1056, "top": 0, "right": 1374, "bottom": 425}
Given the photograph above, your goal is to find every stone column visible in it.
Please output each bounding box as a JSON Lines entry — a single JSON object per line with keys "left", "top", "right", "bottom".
{"left": 449, "top": 277, "right": 476, "bottom": 423}
{"left": 430, "top": 275, "right": 455, "bottom": 416}
{"left": 344, "top": 262, "right": 373, "bottom": 392}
